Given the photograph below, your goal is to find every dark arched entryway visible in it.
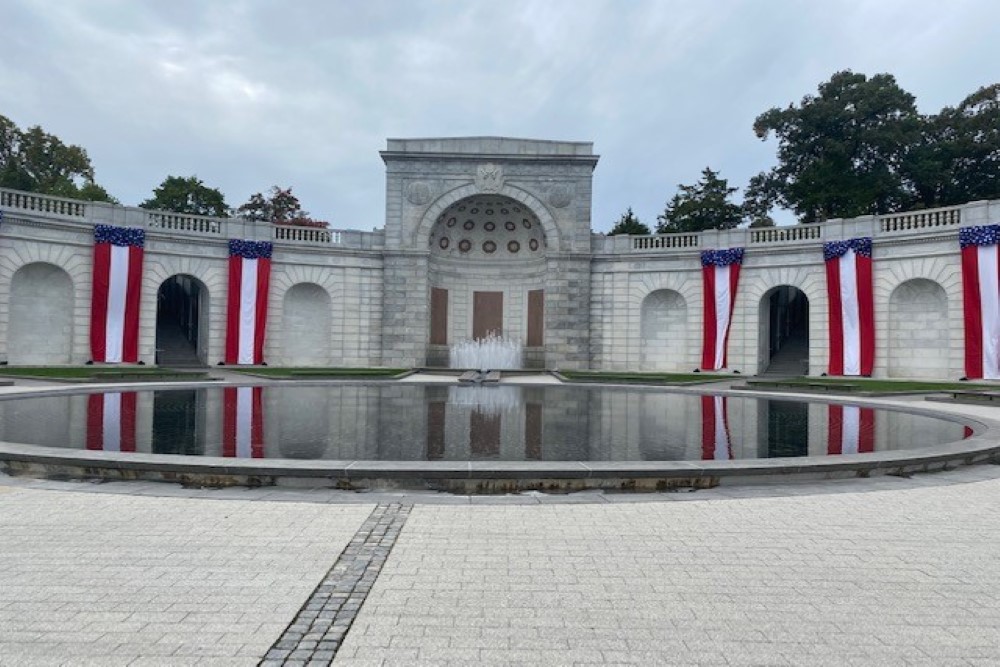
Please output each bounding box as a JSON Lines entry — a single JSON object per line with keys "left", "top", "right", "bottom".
{"left": 155, "top": 275, "right": 208, "bottom": 367}
{"left": 760, "top": 286, "right": 809, "bottom": 376}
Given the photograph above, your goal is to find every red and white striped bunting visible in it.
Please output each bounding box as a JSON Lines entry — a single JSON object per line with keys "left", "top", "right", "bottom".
{"left": 824, "top": 238, "right": 874, "bottom": 376}
{"left": 827, "top": 404, "right": 874, "bottom": 455}
{"left": 225, "top": 240, "right": 272, "bottom": 365}
{"left": 86, "top": 392, "right": 137, "bottom": 452}
{"left": 90, "top": 225, "right": 144, "bottom": 363}
{"left": 223, "top": 386, "right": 264, "bottom": 458}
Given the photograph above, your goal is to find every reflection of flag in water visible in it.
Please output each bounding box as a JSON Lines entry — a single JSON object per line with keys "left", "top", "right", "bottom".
{"left": 824, "top": 237, "right": 874, "bottom": 376}
{"left": 225, "top": 240, "right": 272, "bottom": 365}
{"left": 961, "top": 225, "right": 1000, "bottom": 379}
{"left": 223, "top": 387, "right": 264, "bottom": 458}
{"left": 90, "top": 225, "right": 145, "bottom": 363}
{"left": 700, "top": 248, "right": 744, "bottom": 370}
{"left": 86, "top": 392, "right": 137, "bottom": 452}
{"left": 700, "top": 395, "right": 732, "bottom": 460}
{"left": 827, "top": 404, "right": 874, "bottom": 454}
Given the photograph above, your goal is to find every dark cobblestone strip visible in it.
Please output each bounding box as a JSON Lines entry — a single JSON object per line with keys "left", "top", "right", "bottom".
{"left": 260, "top": 502, "right": 412, "bottom": 666}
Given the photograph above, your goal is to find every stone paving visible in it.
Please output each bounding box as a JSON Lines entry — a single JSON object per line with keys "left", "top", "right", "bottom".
{"left": 4, "top": 466, "right": 1000, "bottom": 665}
{"left": 0, "top": 484, "right": 372, "bottom": 665}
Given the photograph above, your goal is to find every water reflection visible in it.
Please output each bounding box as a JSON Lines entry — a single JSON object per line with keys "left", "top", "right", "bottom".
{"left": 0, "top": 384, "right": 969, "bottom": 463}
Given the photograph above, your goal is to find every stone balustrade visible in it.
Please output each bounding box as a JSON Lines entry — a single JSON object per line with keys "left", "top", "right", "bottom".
{"left": 0, "top": 186, "right": 380, "bottom": 250}
{"left": 2, "top": 186, "right": 997, "bottom": 257}
{"left": 592, "top": 200, "right": 997, "bottom": 254}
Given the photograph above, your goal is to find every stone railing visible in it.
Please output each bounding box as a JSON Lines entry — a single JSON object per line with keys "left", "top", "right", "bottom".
{"left": 147, "top": 211, "right": 223, "bottom": 235}
{"left": 593, "top": 199, "right": 997, "bottom": 255}
{"left": 749, "top": 225, "right": 822, "bottom": 244}
{"left": 0, "top": 188, "right": 87, "bottom": 219}
{"left": 0, "top": 186, "right": 382, "bottom": 250}
{"left": 878, "top": 205, "right": 962, "bottom": 233}
{"left": 632, "top": 233, "right": 699, "bottom": 250}
{"left": 272, "top": 224, "right": 342, "bottom": 245}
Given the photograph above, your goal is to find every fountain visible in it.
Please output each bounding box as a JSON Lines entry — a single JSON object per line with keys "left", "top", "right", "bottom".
{"left": 449, "top": 334, "right": 522, "bottom": 371}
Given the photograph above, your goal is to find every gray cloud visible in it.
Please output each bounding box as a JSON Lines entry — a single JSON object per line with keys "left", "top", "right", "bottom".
{"left": 1, "top": 0, "right": 997, "bottom": 231}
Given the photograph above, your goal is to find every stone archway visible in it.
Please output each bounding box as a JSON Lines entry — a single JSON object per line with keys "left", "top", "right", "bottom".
{"left": 9, "top": 262, "right": 74, "bottom": 364}
{"left": 426, "top": 194, "right": 549, "bottom": 368}
{"left": 640, "top": 289, "right": 688, "bottom": 371}
{"left": 888, "top": 278, "right": 948, "bottom": 378}
{"left": 155, "top": 275, "right": 209, "bottom": 366}
{"left": 759, "top": 286, "right": 809, "bottom": 375}
{"left": 282, "top": 283, "right": 332, "bottom": 366}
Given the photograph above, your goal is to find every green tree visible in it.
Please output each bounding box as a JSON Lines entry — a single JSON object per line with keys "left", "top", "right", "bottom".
{"left": 236, "top": 186, "right": 328, "bottom": 228}
{"left": 905, "top": 83, "right": 1000, "bottom": 208}
{"left": 141, "top": 175, "right": 229, "bottom": 217}
{"left": 656, "top": 167, "right": 742, "bottom": 233}
{"left": 752, "top": 71, "right": 921, "bottom": 222}
{"left": 0, "top": 114, "right": 116, "bottom": 203}
{"left": 607, "top": 206, "right": 650, "bottom": 235}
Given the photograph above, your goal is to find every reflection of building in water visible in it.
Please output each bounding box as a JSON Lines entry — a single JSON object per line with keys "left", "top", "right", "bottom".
{"left": 0, "top": 385, "right": 974, "bottom": 463}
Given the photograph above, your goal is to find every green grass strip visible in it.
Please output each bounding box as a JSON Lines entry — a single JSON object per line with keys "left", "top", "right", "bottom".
{"left": 229, "top": 367, "right": 408, "bottom": 378}
{"left": 560, "top": 370, "right": 735, "bottom": 384}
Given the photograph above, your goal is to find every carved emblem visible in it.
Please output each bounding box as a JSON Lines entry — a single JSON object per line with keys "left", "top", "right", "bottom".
{"left": 405, "top": 181, "right": 433, "bottom": 206}
{"left": 475, "top": 163, "right": 504, "bottom": 193}
{"left": 549, "top": 183, "right": 573, "bottom": 208}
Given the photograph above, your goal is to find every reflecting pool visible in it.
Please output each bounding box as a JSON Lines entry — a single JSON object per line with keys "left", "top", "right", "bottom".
{"left": 0, "top": 384, "right": 969, "bottom": 462}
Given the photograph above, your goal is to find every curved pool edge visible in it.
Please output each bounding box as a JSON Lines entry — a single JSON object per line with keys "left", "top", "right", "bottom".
{"left": 0, "top": 380, "right": 997, "bottom": 493}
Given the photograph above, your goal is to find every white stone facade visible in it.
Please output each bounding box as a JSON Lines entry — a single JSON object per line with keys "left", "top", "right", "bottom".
{"left": 0, "top": 137, "right": 998, "bottom": 377}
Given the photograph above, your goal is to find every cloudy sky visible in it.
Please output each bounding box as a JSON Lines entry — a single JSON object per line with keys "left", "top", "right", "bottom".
{"left": 2, "top": 0, "right": 997, "bottom": 232}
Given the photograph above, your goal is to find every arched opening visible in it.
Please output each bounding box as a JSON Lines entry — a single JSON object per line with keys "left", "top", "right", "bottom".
{"left": 640, "top": 289, "right": 688, "bottom": 371}
{"left": 888, "top": 279, "right": 949, "bottom": 378}
{"left": 282, "top": 283, "right": 332, "bottom": 366}
{"left": 9, "top": 262, "right": 74, "bottom": 364}
{"left": 760, "top": 286, "right": 809, "bottom": 376}
{"left": 426, "top": 194, "right": 548, "bottom": 368}
{"left": 155, "top": 275, "right": 208, "bottom": 367}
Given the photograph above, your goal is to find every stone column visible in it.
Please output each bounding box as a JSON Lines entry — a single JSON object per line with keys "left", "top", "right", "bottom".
{"left": 380, "top": 250, "right": 430, "bottom": 367}
{"left": 544, "top": 252, "right": 592, "bottom": 370}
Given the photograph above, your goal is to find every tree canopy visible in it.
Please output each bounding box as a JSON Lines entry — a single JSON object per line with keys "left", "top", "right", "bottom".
{"left": 140, "top": 175, "right": 229, "bottom": 217}
{"left": 236, "top": 186, "right": 328, "bottom": 228}
{"left": 750, "top": 71, "right": 1000, "bottom": 222}
{"left": 0, "top": 114, "right": 116, "bottom": 203}
{"left": 608, "top": 206, "right": 650, "bottom": 235}
{"left": 657, "top": 167, "right": 742, "bottom": 233}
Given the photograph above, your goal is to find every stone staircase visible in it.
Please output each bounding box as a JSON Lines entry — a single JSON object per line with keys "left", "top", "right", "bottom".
{"left": 760, "top": 336, "right": 809, "bottom": 377}
{"left": 155, "top": 321, "right": 203, "bottom": 368}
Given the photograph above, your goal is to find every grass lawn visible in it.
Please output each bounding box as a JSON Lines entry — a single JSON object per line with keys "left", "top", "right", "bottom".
{"left": 228, "top": 367, "right": 409, "bottom": 379}
{"left": 559, "top": 370, "right": 736, "bottom": 384}
{"left": 0, "top": 366, "right": 206, "bottom": 381}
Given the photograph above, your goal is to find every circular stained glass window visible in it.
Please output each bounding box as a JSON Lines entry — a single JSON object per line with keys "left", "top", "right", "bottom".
{"left": 529, "top": 238, "right": 539, "bottom": 251}
{"left": 505, "top": 221, "right": 516, "bottom": 232}
{"left": 522, "top": 218, "right": 532, "bottom": 229}
{"left": 439, "top": 237, "right": 450, "bottom": 249}
{"left": 463, "top": 220, "right": 475, "bottom": 230}
{"left": 484, "top": 221, "right": 496, "bottom": 232}
{"left": 483, "top": 240, "right": 497, "bottom": 253}
{"left": 508, "top": 240, "right": 520, "bottom": 253}
{"left": 459, "top": 239, "right": 472, "bottom": 252}
{"left": 447, "top": 217, "right": 457, "bottom": 227}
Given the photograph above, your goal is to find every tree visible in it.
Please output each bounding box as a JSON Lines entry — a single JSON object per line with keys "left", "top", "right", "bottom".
{"left": 141, "top": 175, "right": 229, "bottom": 217}
{"left": 0, "top": 113, "right": 116, "bottom": 203}
{"left": 752, "top": 71, "right": 921, "bottom": 222}
{"left": 236, "top": 186, "right": 328, "bottom": 228}
{"left": 607, "top": 206, "right": 650, "bottom": 235}
{"left": 905, "top": 83, "right": 1000, "bottom": 208}
{"left": 656, "top": 167, "right": 742, "bottom": 233}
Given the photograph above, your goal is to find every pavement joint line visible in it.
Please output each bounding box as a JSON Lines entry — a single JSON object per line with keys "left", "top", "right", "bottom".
{"left": 259, "top": 502, "right": 411, "bottom": 665}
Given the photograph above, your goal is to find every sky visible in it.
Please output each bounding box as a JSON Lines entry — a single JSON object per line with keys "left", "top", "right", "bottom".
{"left": 1, "top": 0, "right": 998, "bottom": 232}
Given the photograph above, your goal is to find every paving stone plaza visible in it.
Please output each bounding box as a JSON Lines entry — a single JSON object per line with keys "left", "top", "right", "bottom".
{"left": 2, "top": 392, "right": 1000, "bottom": 666}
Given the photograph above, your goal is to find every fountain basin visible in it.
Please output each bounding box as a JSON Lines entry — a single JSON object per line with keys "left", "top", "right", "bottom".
{"left": 0, "top": 382, "right": 993, "bottom": 493}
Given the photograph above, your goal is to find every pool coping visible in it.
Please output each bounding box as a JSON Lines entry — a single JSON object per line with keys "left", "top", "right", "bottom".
{"left": 0, "top": 380, "right": 997, "bottom": 492}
